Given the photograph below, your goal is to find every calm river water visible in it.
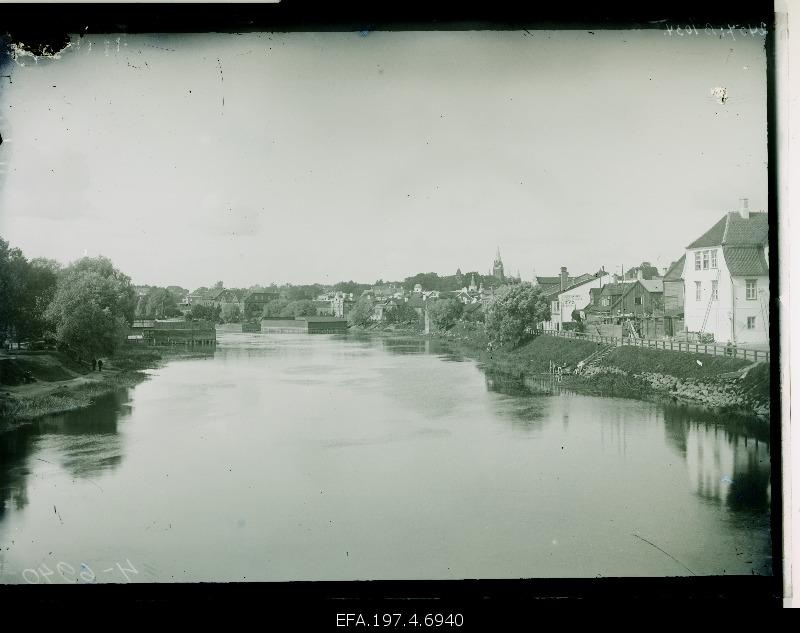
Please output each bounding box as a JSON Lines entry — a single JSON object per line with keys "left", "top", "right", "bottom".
{"left": 0, "top": 332, "right": 772, "bottom": 583}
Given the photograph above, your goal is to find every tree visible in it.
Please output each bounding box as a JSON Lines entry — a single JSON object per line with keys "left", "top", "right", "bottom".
{"left": 426, "top": 297, "right": 463, "bottom": 331}
{"left": 262, "top": 298, "right": 289, "bottom": 317}
{"left": 347, "top": 296, "right": 374, "bottom": 327}
{"left": 44, "top": 256, "right": 136, "bottom": 359}
{"left": 0, "top": 237, "right": 28, "bottom": 346}
{"left": 187, "top": 303, "right": 221, "bottom": 322}
{"left": 144, "top": 288, "right": 180, "bottom": 319}
{"left": 384, "top": 303, "right": 420, "bottom": 327}
{"left": 16, "top": 257, "right": 60, "bottom": 343}
{"left": 221, "top": 303, "right": 242, "bottom": 323}
{"left": 279, "top": 299, "right": 317, "bottom": 318}
{"left": 333, "top": 280, "right": 369, "bottom": 296}
{"left": 485, "top": 283, "right": 549, "bottom": 349}
{"left": 571, "top": 308, "right": 586, "bottom": 333}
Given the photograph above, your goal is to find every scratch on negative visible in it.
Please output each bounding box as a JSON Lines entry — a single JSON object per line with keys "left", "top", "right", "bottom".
{"left": 632, "top": 533, "right": 696, "bottom": 576}
{"left": 217, "top": 58, "right": 225, "bottom": 111}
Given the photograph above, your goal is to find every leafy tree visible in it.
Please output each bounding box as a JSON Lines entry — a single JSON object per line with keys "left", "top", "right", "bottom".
{"left": 347, "top": 296, "right": 374, "bottom": 327}
{"left": 16, "top": 257, "right": 61, "bottom": 343}
{"left": 485, "top": 283, "right": 549, "bottom": 349}
{"left": 426, "top": 297, "right": 464, "bottom": 331}
{"left": 143, "top": 288, "right": 180, "bottom": 319}
{"left": 333, "top": 280, "right": 369, "bottom": 296}
{"left": 279, "top": 299, "right": 316, "bottom": 318}
{"left": 221, "top": 303, "right": 242, "bottom": 323}
{"left": 571, "top": 308, "right": 586, "bottom": 333}
{"left": 187, "top": 303, "right": 221, "bottom": 323}
{"left": 262, "top": 298, "right": 289, "bottom": 317}
{"left": 0, "top": 237, "right": 28, "bottom": 346}
{"left": 44, "top": 256, "right": 136, "bottom": 359}
{"left": 384, "top": 303, "right": 420, "bottom": 327}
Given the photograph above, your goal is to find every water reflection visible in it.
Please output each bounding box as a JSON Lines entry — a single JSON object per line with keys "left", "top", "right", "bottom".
{"left": 662, "top": 404, "right": 771, "bottom": 514}
{"left": 0, "top": 389, "right": 131, "bottom": 518}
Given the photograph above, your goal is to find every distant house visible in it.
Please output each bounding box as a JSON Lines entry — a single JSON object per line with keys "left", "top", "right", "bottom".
{"left": 243, "top": 291, "right": 279, "bottom": 320}
{"left": 331, "top": 292, "right": 354, "bottom": 318}
{"left": 663, "top": 255, "right": 686, "bottom": 317}
{"left": 682, "top": 199, "right": 769, "bottom": 345}
{"left": 624, "top": 261, "right": 661, "bottom": 281}
{"left": 372, "top": 298, "right": 400, "bottom": 322}
{"left": 544, "top": 272, "right": 612, "bottom": 331}
{"left": 584, "top": 277, "right": 664, "bottom": 320}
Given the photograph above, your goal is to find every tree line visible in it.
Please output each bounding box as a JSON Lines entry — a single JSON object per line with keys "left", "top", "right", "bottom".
{"left": 1, "top": 237, "right": 136, "bottom": 360}
{"left": 346, "top": 283, "right": 551, "bottom": 349}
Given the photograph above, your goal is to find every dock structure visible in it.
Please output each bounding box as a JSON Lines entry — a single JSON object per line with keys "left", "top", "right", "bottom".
{"left": 241, "top": 321, "right": 262, "bottom": 333}
{"left": 127, "top": 319, "right": 217, "bottom": 347}
{"left": 302, "top": 317, "right": 349, "bottom": 334}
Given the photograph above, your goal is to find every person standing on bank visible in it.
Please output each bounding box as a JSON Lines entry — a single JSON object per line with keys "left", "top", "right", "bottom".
{"left": 97, "top": 359, "right": 103, "bottom": 372}
{"left": 92, "top": 358, "right": 97, "bottom": 371}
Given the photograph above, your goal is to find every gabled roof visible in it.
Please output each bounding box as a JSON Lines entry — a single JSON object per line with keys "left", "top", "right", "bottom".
{"left": 663, "top": 255, "right": 686, "bottom": 281}
{"left": 558, "top": 272, "right": 608, "bottom": 295}
{"left": 599, "top": 283, "right": 627, "bottom": 296}
{"left": 723, "top": 246, "right": 769, "bottom": 276}
{"left": 244, "top": 291, "right": 279, "bottom": 303}
{"left": 688, "top": 212, "right": 768, "bottom": 249}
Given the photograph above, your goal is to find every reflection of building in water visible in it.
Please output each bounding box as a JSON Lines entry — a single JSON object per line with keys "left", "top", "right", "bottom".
{"left": 684, "top": 421, "right": 771, "bottom": 513}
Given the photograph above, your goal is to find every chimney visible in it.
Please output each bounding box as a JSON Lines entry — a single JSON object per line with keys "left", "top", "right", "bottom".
{"left": 739, "top": 198, "right": 750, "bottom": 219}
{"left": 636, "top": 268, "right": 644, "bottom": 281}
{"left": 560, "top": 266, "right": 568, "bottom": 290}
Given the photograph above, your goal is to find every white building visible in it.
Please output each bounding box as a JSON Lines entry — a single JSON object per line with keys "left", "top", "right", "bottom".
{"left": 682, "top": 199, "right": 769, "bottom": 346}
{"left": 545, "top": 272, "right": 612, "bottom": 331}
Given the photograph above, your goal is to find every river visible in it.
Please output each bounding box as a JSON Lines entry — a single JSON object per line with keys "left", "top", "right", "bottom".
{"left": 0, "top": 331, "right": 772, "bottom": 583}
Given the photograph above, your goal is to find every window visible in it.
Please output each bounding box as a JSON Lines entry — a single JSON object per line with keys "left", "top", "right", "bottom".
{"left": 634, "top": 297, "right": 643, "bottom": 306}
{"left": 601, "top": 296, "right": 611, "bottom": 307}
{"left": 694, "top": 251, "right": 701, "bottom": 270}
{"left": 711, "top": 280, "right": 718, "bottom": 300}
{"left": 710, "top": 250, "right": 717, "bottom": 269}
{"left": 745, "top": 279, "right": 757, "bottom": 300}
{"left": 695, "top": 281, "right": 702, "bottom": 301}
{"left": 747, "top": 316, "right": 756, "bottom": 330}
{"left": 702, "top": 251, "right": 709, "bottom": 270}
{"left": 551, "top": 301, "right": 560, "bottom": 313}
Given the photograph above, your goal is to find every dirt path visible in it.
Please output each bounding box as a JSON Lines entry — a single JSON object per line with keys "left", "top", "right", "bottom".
{"left": 0, "top": 368, "right": 123, "bottom": 398}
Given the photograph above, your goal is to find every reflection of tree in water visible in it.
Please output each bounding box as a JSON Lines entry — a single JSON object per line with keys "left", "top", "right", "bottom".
{"left": 661, "top": 403, "right": 771, "bottom": 516}
{"left": 0, "top": 389, "right": 130, "bottom": 519}
{"left": 728, "top": 443, "right": 771, "bottom": 515}
{"left": 0, "top": 424, "right": 35, "bottom": 520}
{"left": 482, "top": 367, "right": 549, "bottom": 429}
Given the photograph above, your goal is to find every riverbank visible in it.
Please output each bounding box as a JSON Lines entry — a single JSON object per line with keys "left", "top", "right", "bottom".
{"left": 349, "top": 322, "right": 771, "bottom": 419}
{"left": 0, "top": 347, "right": 213, "bottom": 426}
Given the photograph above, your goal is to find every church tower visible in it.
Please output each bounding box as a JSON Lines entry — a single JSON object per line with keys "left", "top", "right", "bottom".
{"left": 492, "top": 247, "right": 505, "bottom": 282}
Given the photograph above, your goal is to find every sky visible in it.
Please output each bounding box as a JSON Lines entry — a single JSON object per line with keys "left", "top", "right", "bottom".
{"left": 0, "top": 29, "right": 767, "bottom": 289}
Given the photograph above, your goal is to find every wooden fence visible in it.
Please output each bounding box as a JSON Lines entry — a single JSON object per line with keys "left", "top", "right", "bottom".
{"left": 537, "top": 329, "right": 770, "bottom": 363}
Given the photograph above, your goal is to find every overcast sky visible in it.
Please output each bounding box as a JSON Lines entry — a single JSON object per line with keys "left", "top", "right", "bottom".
{"left": 0, "top": 29, "right": 766, "bottom": 289}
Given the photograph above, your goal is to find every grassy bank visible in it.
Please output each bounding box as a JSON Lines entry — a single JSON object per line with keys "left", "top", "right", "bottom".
{"left": 0, "top": 346, "right": 212, "bottom": 425}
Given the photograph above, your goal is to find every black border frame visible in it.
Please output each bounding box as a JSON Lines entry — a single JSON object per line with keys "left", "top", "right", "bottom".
{"left": 0, "top": 0, "right": 784, "bottom": 614}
